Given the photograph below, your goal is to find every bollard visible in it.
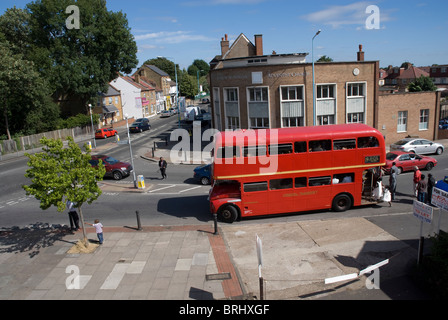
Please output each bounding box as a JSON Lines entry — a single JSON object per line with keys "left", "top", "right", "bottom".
{"left": 136, "top": 210, "right": 142, "bottom": 231}
{"left": 153, "top": 141, "right": 156, "bottom": 150}
{"left": 213, "top": 213, "right": 218, "bottom": 235}
{"left": 165, "top": 136, "right": 168, "bottom": 146}
{"left": 152, "top": 147, "right": 154, "bottom": 158}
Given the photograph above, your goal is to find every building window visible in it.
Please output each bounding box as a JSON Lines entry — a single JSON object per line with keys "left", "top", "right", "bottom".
{"left": 347, "top": 82, "right": 366, "bottom": 124}
{"left": 419, "top": 109, "right": 429, "bottom": 131}
{"left": 224, "top": 88, "right": 240, "bottom": 130}
{"left": 397, "top": 111, "right": 408, "bottom": 132}
{"left": 248, "top": 87, "right": 269, "bottom": 129}
{"left": 280, "top": 86, "right": 305, "bottom": 128}
{"left": 316, "top": 84, "right": 336, "bottom": 126}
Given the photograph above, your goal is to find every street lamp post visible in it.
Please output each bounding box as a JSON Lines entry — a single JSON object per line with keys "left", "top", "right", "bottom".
{"left": 88, "top": 104, "right": 96, "bottom": 148}
{"left": 125, "top": 114, "right": 137, "bottom": 188}
{"left": 312, "top": 29, "right": 321, "bottom": 127}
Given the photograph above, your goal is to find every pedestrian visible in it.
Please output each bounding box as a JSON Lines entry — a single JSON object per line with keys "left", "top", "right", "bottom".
{"left": 158, "top": 157, "right": 167, "bottom": 180}
{"left": 413, "top": 166, "right": 421, "bottom": 197}
{"left": 427, "top": 173, "right": 436, "bottom": 205}
{"left": 417, "top": 174, "right": 427, "bottom": 203}
{"left": 85, "top": 219, "right": 104, "bottom": 244}
{"left": 389, "top": 162, "right": 398, "bottom": 201}
{"left": 66, "top": 200, "right": 80, "bottom": 231}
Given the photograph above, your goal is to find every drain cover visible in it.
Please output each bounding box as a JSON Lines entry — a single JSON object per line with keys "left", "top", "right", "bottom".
{"left": 206, "top": 273, "right": 231, "bottom": 281}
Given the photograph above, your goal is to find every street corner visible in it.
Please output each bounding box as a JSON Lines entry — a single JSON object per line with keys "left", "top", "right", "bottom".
{"left": 98, "top": 180, "right": 151, "bottom": 193}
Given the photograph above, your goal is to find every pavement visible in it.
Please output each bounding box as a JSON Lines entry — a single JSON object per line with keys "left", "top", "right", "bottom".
{"left": 1, "top": 126, "right": 446, "bottom": 302}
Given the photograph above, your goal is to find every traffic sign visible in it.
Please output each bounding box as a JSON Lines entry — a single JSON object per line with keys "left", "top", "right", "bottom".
{"left": 413, "top": 200, "right": 433, "bottom": 224}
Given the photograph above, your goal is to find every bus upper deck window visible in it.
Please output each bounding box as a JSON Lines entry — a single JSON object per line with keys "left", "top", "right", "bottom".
{"left": 358, "top": 137, "right": 379, "bottom": 148}
{"left": 309, "top": 140, "right": 331, "bottom": 152}
{"left": 294, "top": 141, "right": 307, "bottom": 153}
{"left": 334, "top": 139, "right": 356, "bottom": 150}
{"left": 268, "top": 144, "right": 293, "bottom": 155}
{"left": 217, "top": 146, "right": 241, "bottom": 158}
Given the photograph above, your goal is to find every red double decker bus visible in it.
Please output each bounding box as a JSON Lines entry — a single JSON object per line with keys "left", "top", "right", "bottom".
{"left": 209, "top": 124, "right": 386, "bottom": 223}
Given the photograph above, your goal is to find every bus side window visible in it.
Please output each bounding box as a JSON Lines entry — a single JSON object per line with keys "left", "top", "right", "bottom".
{"left": 268, "top": 144, "right": 293, "bottom": 155}
{"left": 270, "top": 178, "right": 293, "bottom": 190}
{"left": 217, "top": 146, "right": 241, "bottom": 158}
{"left": 294, "top": 141, "right": 307, "bottom": 153}
{"left": 243, "top": 182, "right": 268, "bottom": 192}
{"left": 243, "top": 145, "right": 267, "bottom": 157}
{"left": 295, "top": 177, "right": 307, "bottom": 188}
{"left": 309, "top": 176, "right": 331, "bottom": 186}
{"left": 358, "top": 137, "right": 379, "bottom": 148}
{"left": 333, "top": 173, "right": 354, "bottom": 184}
{"left": 334, "top": 139, "right": 356, "bottom": 150}
{"left": 309, "top": 140, "right": 331, "bottom": 152}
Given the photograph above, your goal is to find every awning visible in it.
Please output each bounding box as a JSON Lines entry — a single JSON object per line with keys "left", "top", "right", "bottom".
{"left": 103, "top": 105, "right": 119, "bottom": 114}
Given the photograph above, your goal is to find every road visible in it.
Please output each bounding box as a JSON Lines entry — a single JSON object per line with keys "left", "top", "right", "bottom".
{"left": 1, "top": 116, "right": 448, "bottom": 252}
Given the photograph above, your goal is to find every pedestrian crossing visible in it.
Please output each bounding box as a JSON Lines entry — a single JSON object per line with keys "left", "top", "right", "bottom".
{"left": 147, "top": 183, "right": 210, "bottom": 195}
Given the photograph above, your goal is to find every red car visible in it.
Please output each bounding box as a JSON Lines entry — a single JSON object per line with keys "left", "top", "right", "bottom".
{"left": 89, "top": 155, "right": 133, "bottom": 180}
{"left": 95, "top": 128, "right": 117, "bottom": 139}
{"left": 384, "top": 151, "right": 437, "bottom": 174}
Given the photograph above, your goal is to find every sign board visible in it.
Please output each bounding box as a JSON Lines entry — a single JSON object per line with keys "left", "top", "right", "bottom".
{"left": 413, "top": 200, "right": 433, "bottom": 224}
{"left": 431, "top": 187, "right": 448, "bottom": 211}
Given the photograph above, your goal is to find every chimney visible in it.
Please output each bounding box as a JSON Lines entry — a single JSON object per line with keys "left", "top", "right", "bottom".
{"left": 255, "top": 34, "right": 263, "bottom": 56}
{"left": 357, "top": 44, "right": 364, "bottom": 62}
{"left": 221, "top": 34, "right": 229, "bottom": 57}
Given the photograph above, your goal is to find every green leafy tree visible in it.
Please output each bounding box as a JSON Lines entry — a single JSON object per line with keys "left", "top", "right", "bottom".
{"left": 408, "top": 76, "right": 437, "bottom": 92}
{"left": 0, "top": 40, "right": 59, "bottom": 139}
{"left": 317, "top": 55, "right": 333, "bottom": 62}
{"left": 187, "top": 59, "right": 210, "bottom": 77}
{"left": 179, "top": 70, "right": 197, "bottom": 99}
{"left": 23, "top": 137, "right": 106, "bottom": 246}
{"left": 25, "top": 0, "right": 138, "bottom": 106}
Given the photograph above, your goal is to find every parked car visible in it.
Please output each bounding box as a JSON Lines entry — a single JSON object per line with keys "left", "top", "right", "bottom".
{"left": 129, "top": 118, "right": 151, "bottom": 133}
{"left": 95, "top": 128, "right": 117, "bottom": 139}
{"left": 89, "top": 155, "right": 133, "bottom": 180}
{"left": 160, "top": 110, "right": 172, "bottom": 118}
{"left": 389, "top": 138, "right": 444, "bottom": 155}
{"left": 383, "top": 151, "right": 437, "bottom": 174}
{"left": 193, "top": 164, "right": 212, "bottom": 185}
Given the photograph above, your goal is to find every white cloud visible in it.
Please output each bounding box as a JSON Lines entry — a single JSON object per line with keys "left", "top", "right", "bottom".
{"left": 135, "top": 31, "right": 215, "bottom": 45}
{"left": 301, "top": 1, "right": 391, "bottom": 29}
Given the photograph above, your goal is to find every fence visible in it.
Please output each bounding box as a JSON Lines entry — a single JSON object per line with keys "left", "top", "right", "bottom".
{"left": 0, "top": 125, "right": 97, "bottom": 157}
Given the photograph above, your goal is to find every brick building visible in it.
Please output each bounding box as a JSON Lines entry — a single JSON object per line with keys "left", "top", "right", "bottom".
{"left": 209, "top": 33, "right": 441, "bottom": 145}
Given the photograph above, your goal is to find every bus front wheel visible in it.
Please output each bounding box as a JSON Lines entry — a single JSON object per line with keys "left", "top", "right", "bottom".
{"left": 332, "top": 194, "right": 352, "bottom": 212}
{"left": 217, "top": 205, "right": 238, "bottom": 223}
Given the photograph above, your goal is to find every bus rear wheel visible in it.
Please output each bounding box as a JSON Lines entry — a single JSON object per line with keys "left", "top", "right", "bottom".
{"left": 217, "top": 205, "right": 238, "bottom": 223}
{"left": 332, "top": 194, "right": 352, "bottom": 212}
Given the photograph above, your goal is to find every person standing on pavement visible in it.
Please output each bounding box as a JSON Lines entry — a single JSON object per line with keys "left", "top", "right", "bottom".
{"left": 413, "top": 166, "right": 422, "bottom": 197}
{"left": 66, "top": 200, "right": 80, "bottom": 231}
{"left": 389, "top": 162, "right": 398, "bottom": 201}
{"left": 417, "top": 174, "right": 427, "bottom": 203}
{"left": 158, "top": 157, "right": 167, "bottom": 180}
{"left": 427, "top": 173, "right": 436, "bottom": 205}
{"left": 85, "top": 219, "right": 104, "bottom": 244}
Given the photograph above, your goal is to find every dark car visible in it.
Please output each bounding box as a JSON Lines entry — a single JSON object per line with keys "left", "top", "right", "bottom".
{"left": 193, "top": 164, "right": 212, "bottom": 185}
{"left": 383, "top": 151, "right": 437, "bottom": 174}
{"left": 129, "top": 118, "right": 151, "bottom": 133}
{"left": 89, "top": 155, "right": 133, "bottom": 180}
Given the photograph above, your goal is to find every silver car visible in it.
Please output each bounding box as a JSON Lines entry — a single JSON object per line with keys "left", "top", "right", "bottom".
{"left": 390, "top": 138, "right": 444, "bottom": 155}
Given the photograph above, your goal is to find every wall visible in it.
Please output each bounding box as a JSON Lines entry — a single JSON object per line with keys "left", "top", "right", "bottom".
{"left": 378, "top": 91, "right": 440, "bottom": 145}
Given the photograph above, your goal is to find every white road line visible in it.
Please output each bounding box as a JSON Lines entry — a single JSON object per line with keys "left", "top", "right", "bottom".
{"left": 148, "top": 184, "right": 176, "bottom": 193}
{"left": 178, "top": 186, "right": 202, "bottom": 193}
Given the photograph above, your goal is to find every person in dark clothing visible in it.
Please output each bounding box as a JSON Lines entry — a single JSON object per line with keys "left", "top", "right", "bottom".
{"left": 389, "top": 162, "right": 398, "bottom": 201}
{"left": 158, "top": 157, "right": 167, "bottom": 180}
{"left": 427, "top": 173, "right": 436, "bottom": 205}
{"left": 66, "top": 200, "right": 80, "bottom": 231}
{"left": 417, "top": 174, "right": 427, "bottom": 203}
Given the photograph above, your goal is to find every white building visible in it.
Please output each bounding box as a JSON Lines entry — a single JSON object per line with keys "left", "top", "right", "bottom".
{"left": 110, "top": 76, "right": 143, "bottom": 120}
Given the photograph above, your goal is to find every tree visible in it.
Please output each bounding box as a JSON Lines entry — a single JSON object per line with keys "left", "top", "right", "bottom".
{"left": 179, "top": 70, "right": 197, "bottom": 99}
{"left": 23, "top": 137, "right": 106, "bottom": 247}
{"left": 25, "top": 0, "right": 138, "bottom": 106}
{"left": 0, "top": 40, "right": 59, "bottom": 139}
{"left": 187, "top": 59, "right": 210, "bottom": 77}
{"left": 317, "top": 55, "right": 333, "bottom": 62}
{"left": 408, "top": 76, "right": 437, "bottom": 92}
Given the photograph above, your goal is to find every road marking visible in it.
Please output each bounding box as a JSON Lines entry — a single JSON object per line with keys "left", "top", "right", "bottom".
{"left": 148, "top": 184, "right": 176, "bottom": 193}
{"left": 178, "top": 186, "right": 202, "bottom": 193}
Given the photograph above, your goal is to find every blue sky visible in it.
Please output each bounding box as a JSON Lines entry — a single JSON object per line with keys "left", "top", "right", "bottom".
{"left": 2, "top": 0, "right": 447, "bottom": 71}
